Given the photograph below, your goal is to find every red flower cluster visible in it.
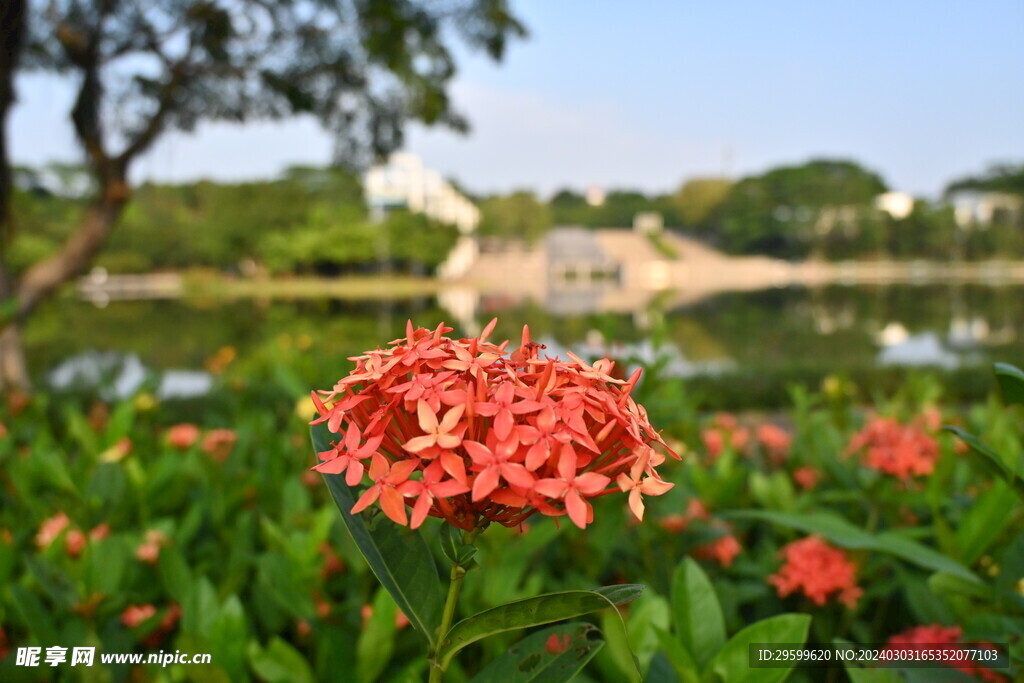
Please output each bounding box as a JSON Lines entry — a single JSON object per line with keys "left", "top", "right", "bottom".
{"left": 311, "top": 320, "right": 678, "bottom": 530}
{"left": 700, "top": 413, "right": 749, "bottom": 460}
{"left": 694, "top": 533, "right": 742, "bottom": 568}
{"left": 886, "top": 625, "right": 1006, "bottom": 682}
{"left": 792, "top": 466, "right": 821, "bottom": 491}
{"left": 768, "top": 536, "right": 862, "bottom": 607}
{"left": 846, "top": 416, "right": 939, "bottom": 479}
{"left": 756, "top": 423, "right": 792, "bottom": 462}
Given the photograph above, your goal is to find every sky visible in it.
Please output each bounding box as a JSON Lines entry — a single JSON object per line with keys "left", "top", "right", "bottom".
{"left": 10, "top": 0, "right": 1024, "bottom": 199}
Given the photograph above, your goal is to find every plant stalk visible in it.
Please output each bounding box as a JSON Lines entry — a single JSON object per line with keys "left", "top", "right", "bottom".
{"left": 428, "top": 526, "right": 482, "bottom": 683}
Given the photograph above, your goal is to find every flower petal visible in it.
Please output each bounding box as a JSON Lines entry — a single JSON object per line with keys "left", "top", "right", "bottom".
{"left": 379, "top": 486, "right": 408, "bottom": 526}
{"left": 471, "top": 466, "right": 501, "bottom": 502}
{"left": 564, "top": 489, "right": 590, "bottom": 529}
{"left": 404, "top": 435, "right": 437, "bottom": 453}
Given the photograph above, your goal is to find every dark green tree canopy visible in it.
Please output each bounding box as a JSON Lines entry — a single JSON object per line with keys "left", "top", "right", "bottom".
{"left": 945, "top": 163, "right": 1024, "bottom": 197}
{"left": 26, "top": 0, "right": 526, "bottom": 170}
{"left": 718, "top": 158, "right": 888, "bottom": 256}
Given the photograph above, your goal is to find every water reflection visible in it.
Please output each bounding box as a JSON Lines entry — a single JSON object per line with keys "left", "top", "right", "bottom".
{"left": 47, "top": 351, "right": 213, "bottom": 400}
{"left": 25, "top": 283, "right": 1024, "bottom": 401}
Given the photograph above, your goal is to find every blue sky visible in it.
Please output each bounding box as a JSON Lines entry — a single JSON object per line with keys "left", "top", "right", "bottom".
{"left": 10, "top": 0, "right": 1024, "bottom": 198}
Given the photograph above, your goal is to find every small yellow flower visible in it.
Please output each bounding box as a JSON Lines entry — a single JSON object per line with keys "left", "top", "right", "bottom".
{"left": 133, "top": 392, "right": 158, "bottom": 412}
{"left": 296, "top": 395, "right": 317, "bottom": 421}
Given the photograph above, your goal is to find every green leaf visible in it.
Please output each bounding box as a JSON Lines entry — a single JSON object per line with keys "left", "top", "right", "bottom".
{"left": 598, "top": 607, "right": 643, "bottom": 683}
{"left": 25, "top": 556, "right": 79, "bottom": 610}
{"left": 706, "top": 614, "right": 811, "bottom": 683}
{"left": 994, "top": 362, "right": 1024, "bottom": 407}
{"left": 671, "top": 558, "right": 725, "bottom": 669}
{"left": 653, "top": 627, "right": 700, "bottom": 683}
{"left": 436, "top": 585, "right": 642, "bottom": 671}
{"left": 440, "top": 522, "right": 478, "bottom": 566}
{"left": 249, "top": 637, "right": 316, "bottom": 683}
{"left": 8, "top": 584, "right": 59, "bottom": 645}
{"left": 468, "top": 622, "right": 605, "bottom": 683}
{"left": 955, "top": 481, "right": 1018, "bottom": 564}
{"left": 209, "top": 594, "right": 250, "bottom": 681}
{"left": 727, "top": 509, "right": 981, "bottom": 583}
{"left": 311, "top": 421, "right": 444, "bottom": 646}
{"left": 356, "top": 588, "right": 398, "bottom": 683}
{"left": 927, "top": 572, "right": 995, "bottom": 601}
{"left": 624, "top": 592, "right": 670, "bottom": 674}
{"left": 945, "top": 427, "right": 1024, "bottom": 501}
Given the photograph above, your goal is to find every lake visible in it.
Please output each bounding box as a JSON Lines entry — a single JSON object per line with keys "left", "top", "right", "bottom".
{"left": 25, "top": 282, "right": 1024, "bottom": 408}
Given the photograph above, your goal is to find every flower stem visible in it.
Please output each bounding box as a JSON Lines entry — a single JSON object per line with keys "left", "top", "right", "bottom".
{"left": 428, "top": 526, "right": 482, "bottom": 683}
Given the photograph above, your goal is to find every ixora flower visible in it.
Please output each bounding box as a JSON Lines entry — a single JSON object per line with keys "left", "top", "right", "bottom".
{"left": 886, "top": 625, "right": 1007, "bottom": 683}
{"left": 310, "top": 320, "right": 678, "bottom": 530}
{"left": 768, "top": 536, "right": 862, "bottom": 608}
{"left": 845, "top": 415, "right": 939, "bottom": 479}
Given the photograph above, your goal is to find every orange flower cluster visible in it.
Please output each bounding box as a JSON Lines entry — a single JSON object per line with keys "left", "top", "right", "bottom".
{"left": 756, "top": 423, "right": 792, "bottom": 462}
{"left": 886, "top": 625, "right": 1006, "bottom": 683}
{"left": 311, "top": 320, "right": 678, "bottom": 530}
{"left": 846, "top": 416, "right": 939, "bottom": 479}
{"left": 694, "top": 533, "right": 742, "bottom": 568}
{"left": 700, "top": 413, "right": 749, "bottom": 460}
{"left": 768, "top": 536, "right": 862, "bottom": 607}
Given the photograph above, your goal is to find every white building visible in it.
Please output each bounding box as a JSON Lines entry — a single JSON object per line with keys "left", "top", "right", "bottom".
{"left": 874, "top": 192, "right": 915, "bottom": 220}
{"left": 948, "top": 190, "right": 1023, "bottom": 229}
{"left": 364, "top": 153, "right": 480, "bottom": 234}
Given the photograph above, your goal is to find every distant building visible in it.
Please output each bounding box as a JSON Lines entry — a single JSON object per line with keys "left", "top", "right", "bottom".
{"left": 947, "top": 190, "right": 1023, "bottom": 229}
{"left": 632, "top": 212, "right": 664, "bottom": 235}
{"left": 874, "top": 192, "right": 915, "bottom": 220}
{"left": 585, "top": 185, "right": 606, "bottom": 207}
{"left": 364, "top": 153, "right": 480, "bottom": 234}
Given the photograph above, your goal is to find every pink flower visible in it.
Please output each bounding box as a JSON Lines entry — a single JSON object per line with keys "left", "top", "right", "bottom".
{"left": 201, "top": 429, "right": 237, "bottom": 461}
{"left": 695, "top": 534, "right": 742, "bottom": 568}
{"left": 793, "top": 466, "right": 821, "bottom": 490}
{"left": 756, "top": 423, "right": 792, "bottom": 460}
{"left": 121, "top": 604, "right": 157, "bottom": 628}
{"left": 65, "top": 530, "right": 87, "bottom": 558}
{"left": 534, "top": 446, "right": 612, "bottom": 529}
{"left": 310, "top": 320, "right": 678, "bottom": 531}
{"left": 136, "top": 530, "right": 167, "bottom": 564}
{"left": 167, "top": 424, "right": 200, "bottom": 450}
{"left": 616, "top": 447, "right": 674, "bottom": 521}
{"left": 36, "top": 512, "right": 70, "bottom": 549}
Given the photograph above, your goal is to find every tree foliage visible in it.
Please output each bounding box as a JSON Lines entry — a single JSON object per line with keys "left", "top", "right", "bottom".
{"left": 478, "top": 191, "right": 551, "bottom": 244}
{"left": 25, "top": 0, "right": 526, "bottom": 166}
{"left": 717, "top": 159, "right": 888, "bottom": 257}
{"left": 945, "top": 163, "right": 1024, "bottom": 197}
{"left": 10, "top": 165, "right": 458, "bottom": 275}
{"left": 672, "top": 178, "right": 731, "bottom": 231}
{"left": 0, "top": 0, "right": 526, "bottom": 388}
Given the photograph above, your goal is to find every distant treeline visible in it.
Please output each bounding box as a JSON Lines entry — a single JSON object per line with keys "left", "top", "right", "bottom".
{"left": 9, "top": 165, "right": 458, "bottom": 276}
{"left": 478, "top": 160, "right": 1024, "bottom": 260}
{"left": 9, "top": 159, "right": 1024, "bottom": 276}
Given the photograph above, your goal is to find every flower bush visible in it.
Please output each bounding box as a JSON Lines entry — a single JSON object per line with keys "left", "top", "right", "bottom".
{"left": 311, "top": 320, "right": 678, "bottom": 530}
{"left": 0, "top": 349, "right": 1021, "bottom": 681}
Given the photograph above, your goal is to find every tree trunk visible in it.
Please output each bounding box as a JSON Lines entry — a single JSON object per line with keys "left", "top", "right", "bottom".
{"left": 0, "top": 0, "right": 27, "bottom": 391}
{"left": 15, "top": 188, "right": 129, "bottom": 321}
{"left": 0, "top": 322, "right": 29, "bottom": 391}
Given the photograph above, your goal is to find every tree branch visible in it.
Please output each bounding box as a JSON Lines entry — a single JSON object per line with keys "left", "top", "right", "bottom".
{"left": 14, "top": 189, "right": 129, "bottom": 322}
{"left": 117, "top": 60, "right": 190, "bottom": 164}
